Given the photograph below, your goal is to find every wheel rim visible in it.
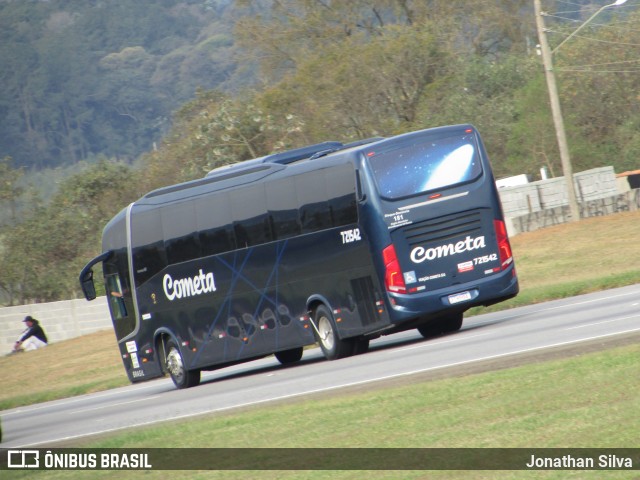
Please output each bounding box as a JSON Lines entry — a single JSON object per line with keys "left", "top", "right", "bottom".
{"left": 318, "top": 315, "right": 334, "bottom": 350}
{"left": 166, "top": 347, "right": 185, "bottom": 384}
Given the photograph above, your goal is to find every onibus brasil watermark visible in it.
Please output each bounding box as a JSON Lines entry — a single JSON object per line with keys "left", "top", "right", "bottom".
{"left": 6, "top": 450, "right": 151, "bottom": 470}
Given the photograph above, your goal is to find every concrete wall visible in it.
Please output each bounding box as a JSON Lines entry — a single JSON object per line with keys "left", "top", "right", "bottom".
{"left": 496, "top": 166, "right": 640, "bottom": 236}
{"left": 507, "top": 188, "right": 640, "bottom": 235}
{"left": 0, "top": 296, "right": 111, "bottom": 354}
{"left": 498, "top": 166, "right": 618, "bottom": 219}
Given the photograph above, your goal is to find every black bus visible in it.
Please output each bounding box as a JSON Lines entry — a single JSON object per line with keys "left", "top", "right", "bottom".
{"left": 80, "top": 124, "right": 518, "bottom": 389}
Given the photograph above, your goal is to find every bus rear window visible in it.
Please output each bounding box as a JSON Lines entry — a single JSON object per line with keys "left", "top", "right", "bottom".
{"left": 366, "top": 132, "right": 482, "bottom": 199}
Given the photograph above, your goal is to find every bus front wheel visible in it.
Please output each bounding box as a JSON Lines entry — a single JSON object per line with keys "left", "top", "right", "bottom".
{"left": 166, "top": 340, "right": 201, "bottom": 389}
{"left": 314, "top": 305, "right": 353, "bottom": 360}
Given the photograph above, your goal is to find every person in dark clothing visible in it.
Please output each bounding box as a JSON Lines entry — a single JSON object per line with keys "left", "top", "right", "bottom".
{"left": 13, "top": 316, "right": 48, "bottom": 352}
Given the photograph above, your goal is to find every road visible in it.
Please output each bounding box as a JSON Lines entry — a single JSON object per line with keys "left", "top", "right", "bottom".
{"left": 2, "top": 284, "right": 639, "bottom": 448}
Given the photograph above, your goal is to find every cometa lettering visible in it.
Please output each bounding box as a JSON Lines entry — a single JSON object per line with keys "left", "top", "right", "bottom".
{"left": 410, "top": 235, "right": 486, "bottom": 264}
{"left": 163, "top": 269, "right": 216, "bottom": 301}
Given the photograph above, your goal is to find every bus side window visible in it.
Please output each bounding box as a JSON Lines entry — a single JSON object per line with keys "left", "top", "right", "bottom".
{"left": 131, "top": 208, "right": 167, "bottom": 286}
{"left": 326, "top": 165, "right": 358, "bottom": 227}
{"left": 265, "top": 177, "right": 301, "bottom": 240}
{"left": 106, "top": 274, "right": 128, "bottom": 320}
{"left": 230, "top": 185, "right": 272, "bottom": 248}
{"left": 163, "top": 200, "right": 201, "bottom": 264}
{"left": 296, "top": 171, "right": 332, "bottom": 233}
{"left": 196, "top": 192, "right": 235, "bottom": 256}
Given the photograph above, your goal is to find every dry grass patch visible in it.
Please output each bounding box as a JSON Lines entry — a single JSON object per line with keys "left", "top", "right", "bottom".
{"left": 510, "top": 210, "right": 640, "bottom": 290}
{"left": 0, "top": 330, "right": 127, "bottom": 409}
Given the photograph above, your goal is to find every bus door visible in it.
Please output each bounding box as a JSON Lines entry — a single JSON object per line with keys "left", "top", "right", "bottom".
{"left": 103, "top": 258, "right": 142, "bottom": 378}
{"left": 105, "top": 272, "right": 133, "bottom": 333}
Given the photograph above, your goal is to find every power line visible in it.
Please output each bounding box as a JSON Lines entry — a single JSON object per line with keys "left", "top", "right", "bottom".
{"left": 558, "top": 57, "right": 640, "bottom": 73}
{"left": 552, "top": 0, "right": 640, "bottom": 12}
{"left": 544, "top": 16, "right": 640, "bottom": 35}
{"left": 545, "top": 31, "right": 640, "bottom": 48}
{"left": 558, "top": 67, "right": 640, "bottom": 72}
{"left": 545, "top": 0, "right": 640, "bottom": 21}
{"left": 564, "top": 57, "right": 640, "bottom": 66}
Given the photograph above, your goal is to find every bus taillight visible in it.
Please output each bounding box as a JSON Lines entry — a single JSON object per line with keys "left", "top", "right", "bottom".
{"left": 494, "top": 220, "right": 514, "bottom": 269}
{"left": 382, "top": 245, "right": 407, "bottom": 294}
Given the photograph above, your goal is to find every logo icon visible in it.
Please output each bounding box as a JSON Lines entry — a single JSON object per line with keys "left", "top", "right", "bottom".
{"left": 8, "top": 450, "right": 40, "bottom": 469}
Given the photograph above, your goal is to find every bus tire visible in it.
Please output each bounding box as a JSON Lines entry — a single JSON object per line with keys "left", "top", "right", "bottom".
{"left": 442, "top": 313, "right": 464, "bottom": 333}
{"left": 352, "top": 337, "right": 370, "bottom": 355}
{"left": 417, "top": 313, "right": 463, "bottom": 338}
{"left": 166, "top": 340, "right": 201, "bottom": 389}
{"left": 275, "top": 347, "right": 303, "bottom": 364}
{"left": 314, "top": 305, "right": 353, "bottom": 360}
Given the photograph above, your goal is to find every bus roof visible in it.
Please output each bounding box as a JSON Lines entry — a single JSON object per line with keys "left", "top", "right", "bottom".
{"left": 204, "top": 137, "right": 384, "bottom": 177}
{"left": 140, "top": 125, "right": 475, "bottom": 204}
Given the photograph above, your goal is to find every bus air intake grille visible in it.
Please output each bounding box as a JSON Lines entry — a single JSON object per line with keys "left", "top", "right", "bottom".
{"left": 402, "top": 210, "right": 483, "bottom": 248}
{"left": 350, "top": 276, "right": 377, "bottom": 326}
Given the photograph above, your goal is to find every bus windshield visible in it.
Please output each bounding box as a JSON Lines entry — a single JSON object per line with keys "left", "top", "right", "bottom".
{"left": 366, "top": 130, "right": 482, "bottom": 199}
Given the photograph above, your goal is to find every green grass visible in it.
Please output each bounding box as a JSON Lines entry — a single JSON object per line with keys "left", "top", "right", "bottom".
{"left": 92, "top": 342, "right": 639, "bottom": 449}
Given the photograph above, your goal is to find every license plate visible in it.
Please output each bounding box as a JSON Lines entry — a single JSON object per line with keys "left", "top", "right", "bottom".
{"left": 448, "top": 291, "right": 472, "bottom": 304}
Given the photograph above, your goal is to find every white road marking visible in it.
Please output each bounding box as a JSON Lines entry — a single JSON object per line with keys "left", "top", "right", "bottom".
{"left": 2, "top": 379, "right": 170, "bottom": 417}
{"left": 69, "top": 395, "right": 162, "bottom": 414}
{"left": 564, "top": 313, "right": 640, "bottom": 330}
{"left": 390, "top": 332, "right": 493, "bottom": 353}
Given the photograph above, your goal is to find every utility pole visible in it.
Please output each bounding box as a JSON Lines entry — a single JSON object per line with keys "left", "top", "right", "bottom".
{"left": 534, "top": 0, "right": 581, "bottom": 222}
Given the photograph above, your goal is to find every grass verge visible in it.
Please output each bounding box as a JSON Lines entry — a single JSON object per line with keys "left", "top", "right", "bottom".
{"left": 0, "top": 330, "right": 128, "bottom": 411}
{"left": 6, "top": 340, "right": 639, "bottom": 479}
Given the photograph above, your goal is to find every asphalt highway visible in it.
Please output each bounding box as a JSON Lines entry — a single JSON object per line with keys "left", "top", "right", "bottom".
{"left": 2, "top": 284, "right": 639, "bottom": 448}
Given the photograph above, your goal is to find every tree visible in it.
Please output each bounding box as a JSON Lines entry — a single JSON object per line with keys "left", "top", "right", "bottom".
{"left": 0, "top": 156, "right": 24, "bottom": 225}
{"left": 550, "top": 5, "right": 640, "bottom": 172}
{"left": 0, "top": 160, "right": 140, "bottom": 304}
{"left": 0, "top": 0, "right": 240, "bottom": 171}
{"left": 235, "top": 0, "right": 534, "bottom": 82}
{"left": 141, "top": 89, "right": 306, "bottom": 191}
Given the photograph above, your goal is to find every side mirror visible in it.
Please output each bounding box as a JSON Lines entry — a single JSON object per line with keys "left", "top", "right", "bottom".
{"left": 80, "top": 269, "right": 97, "bottom": 301}
{"left": 79, "top": 251, "right": 112, "bottom": 301}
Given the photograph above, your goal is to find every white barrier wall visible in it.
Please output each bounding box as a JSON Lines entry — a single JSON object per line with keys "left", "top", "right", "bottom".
{"left": 498, "top": 166, "right": 618, "bottom": 219}
{"left": 0, "top": 296, "right": 112, "bottom": 354}
{"left": 506, "top": 188, "right": 640, "bottom": 235}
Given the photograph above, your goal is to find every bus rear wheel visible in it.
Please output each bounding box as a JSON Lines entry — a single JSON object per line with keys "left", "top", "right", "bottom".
{"left": 417, "top": 313, "right": 463, "bottom": 338}
{"left": 314, "top": 305, "right": 353, "bottom": 360}
{"left": 275, "top": 346, "right": 303, "bottom": 364}
{"left": 166, "top": 340, "right": 201, "bottom": 389}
